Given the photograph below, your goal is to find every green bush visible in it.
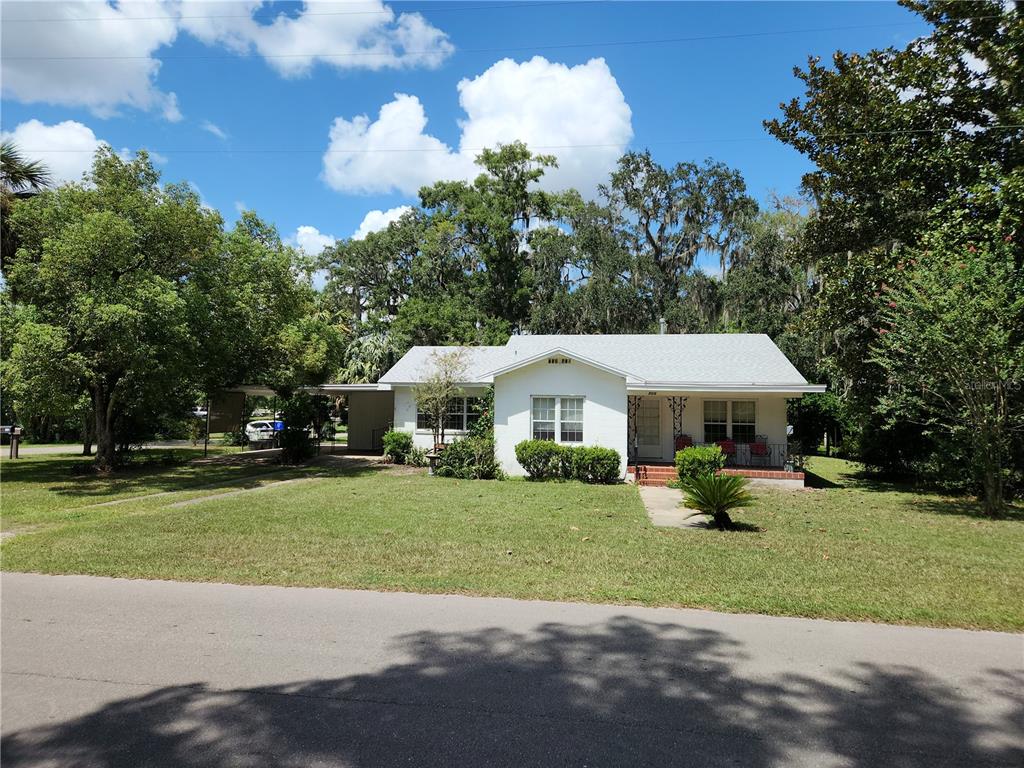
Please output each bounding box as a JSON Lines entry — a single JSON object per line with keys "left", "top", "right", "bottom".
{"left": 675, "top": 444, "right": 726, "bottom": 480}
{"left": 278, "top": 427, "right": 314, "bottom": 464}
{"left": 382, "top": 429, "right": 413, "bottom": 464}
{"left": 567, "top": 446, "right": 622, "bottom": 484}
{"left": 435, "top": 435, "right": 502, "bottom": 480}
{"left": 515, "top": 440, "right": 565, "bottom": 480}
{"left": 468, "top": 386, "right": 495, "bottom": 438}
{"left": 515, "top": 440, "right": 621, "bottom": 483}
{"left": 221, "top": 429, "right": 247, "bottom": 446}
{"left": 278, "top": 393, "right": 317, "bottom": 464}
{"left": 407, "top": 446, "right": 428, "bottom": 468}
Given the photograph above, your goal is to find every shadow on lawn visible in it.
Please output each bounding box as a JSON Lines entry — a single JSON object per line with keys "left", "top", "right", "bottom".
{"left": 2, "top": 452, "right": 388, "bottom": 503}
{"left": 803, "top": 458, "right": 1024, "bottom": 523}
{"left": 802, "top": 469, "right": 842, "bottom": 489}
{"left": 3, "top": 618, "right": 1019, "bottom": 768}
{"left": 910, "top": 496, "right": 1024, "bottom": 523}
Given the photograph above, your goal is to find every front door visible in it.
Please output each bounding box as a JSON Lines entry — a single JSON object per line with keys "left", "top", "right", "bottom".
{"left": 636, "top": 398, "right": 662, "bottom": 459}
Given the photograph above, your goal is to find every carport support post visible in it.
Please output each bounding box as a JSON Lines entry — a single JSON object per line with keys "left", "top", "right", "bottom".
{"left": 204, "top": 397, "right": 211, "bottom": 458}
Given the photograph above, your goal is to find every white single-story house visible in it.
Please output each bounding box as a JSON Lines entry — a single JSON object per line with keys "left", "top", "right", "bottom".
{"left": 338, "top": 334, "right": 824, "bottom": 484}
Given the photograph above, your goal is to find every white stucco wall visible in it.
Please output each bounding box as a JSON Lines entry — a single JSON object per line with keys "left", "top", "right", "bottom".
{"left": 390, "top": 377, "right": 792, "bottom": 471}
{"left": 346, "top": 391, "right": 394, "bottom": 450}
{"left": 633, "top": 392, "right": 790, "bottom": 462}
{"left": 392, "top": 385, "right": 489, "bottom": 452}
{"left": 493, "top": 360, "right": 628, "bottom": 478}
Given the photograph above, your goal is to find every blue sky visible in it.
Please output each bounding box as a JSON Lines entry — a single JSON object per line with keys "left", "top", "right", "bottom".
{"left": 1, "top": 1, "right": 929, "bottom": 263}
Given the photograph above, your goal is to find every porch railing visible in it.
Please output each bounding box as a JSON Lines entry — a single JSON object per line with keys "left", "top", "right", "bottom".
{"left": 691, "top": 441, "right": 789, "bottom": 469}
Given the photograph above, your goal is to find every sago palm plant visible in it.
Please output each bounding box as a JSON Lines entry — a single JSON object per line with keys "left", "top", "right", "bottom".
{"left": 680, "top": 473, "right": 755, "bottom": 530}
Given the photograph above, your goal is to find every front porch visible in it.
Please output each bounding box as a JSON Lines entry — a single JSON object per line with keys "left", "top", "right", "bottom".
{"left": 625, "top": 392, "right": 804, "bottom": 487}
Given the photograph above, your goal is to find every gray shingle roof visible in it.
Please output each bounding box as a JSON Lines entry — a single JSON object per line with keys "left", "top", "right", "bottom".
{"left": 377, "top": 334, "right": 817, "bottom": 389}
{"left": 377, "top": 346, "right": 510, "bottom": 385}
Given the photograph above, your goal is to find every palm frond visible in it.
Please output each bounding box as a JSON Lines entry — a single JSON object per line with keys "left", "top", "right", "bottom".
{"left": 679, "top": 473, "right": 755, "bottom": 529}
{"left": 0, "top": 140, "right": 51, "bottom": 194}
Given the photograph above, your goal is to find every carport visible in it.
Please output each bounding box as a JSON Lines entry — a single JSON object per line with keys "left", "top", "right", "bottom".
{"left": 222, "top": 383, "right": 393, "bottom": 453}
{"left": 315, "top": 384, "right": 393, "bottom": 451}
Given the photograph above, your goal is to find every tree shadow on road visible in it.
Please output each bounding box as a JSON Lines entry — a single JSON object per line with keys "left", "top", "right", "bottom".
{"left": 3, "top": 617, "right": 1019, "bottom": 767}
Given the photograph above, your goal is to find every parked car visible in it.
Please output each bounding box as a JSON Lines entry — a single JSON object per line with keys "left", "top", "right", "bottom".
{"left": 244, "top": 420, "right": 279, "bottom": 444}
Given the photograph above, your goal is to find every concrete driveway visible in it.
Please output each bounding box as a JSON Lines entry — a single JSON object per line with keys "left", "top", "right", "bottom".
{"left": 2, "top": 573, "right": 1021, "bottom": 767}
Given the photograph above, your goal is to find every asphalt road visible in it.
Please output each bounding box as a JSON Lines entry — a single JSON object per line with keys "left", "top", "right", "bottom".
{"left": 2, "top": 573, "right": 1021, "bottom": 767}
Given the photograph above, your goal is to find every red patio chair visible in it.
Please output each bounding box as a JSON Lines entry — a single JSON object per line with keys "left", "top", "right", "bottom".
{"left": 674, "top": 434, "right": 693, "bottom": 451}
{"left": 716, "top": 439, "right": 736, "bottom": 457}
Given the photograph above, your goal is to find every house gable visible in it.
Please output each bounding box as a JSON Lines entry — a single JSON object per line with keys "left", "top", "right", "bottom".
{"left": 486, "top": 347, "right": 644, "bottom": 385}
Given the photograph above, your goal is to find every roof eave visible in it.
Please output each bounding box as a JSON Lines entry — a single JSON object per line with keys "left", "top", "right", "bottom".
{"left": 377, "top": 379, "right": 493, "bottom": 388}
{"left": 628, "top": 383, "right": 827, "bottom": 394}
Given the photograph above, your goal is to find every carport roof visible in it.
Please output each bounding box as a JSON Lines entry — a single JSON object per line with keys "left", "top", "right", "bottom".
{"left": 226, "top": 383, "right": 382, "bottom": 397}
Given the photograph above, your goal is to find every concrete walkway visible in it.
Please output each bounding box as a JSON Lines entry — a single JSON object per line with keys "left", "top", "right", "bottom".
{"left": 638, "top": 484, "right": 709, "bottom": 527}
{"left": 2, "top": 573, "right": 1021, "bottom": 767}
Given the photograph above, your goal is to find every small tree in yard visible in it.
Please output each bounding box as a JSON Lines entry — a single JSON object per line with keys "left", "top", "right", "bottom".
{"left": 414, "top": 350, "right": 467, "bottom": 447}
{"left": 870, "top": 181, "right": 1024, "bottom": 516}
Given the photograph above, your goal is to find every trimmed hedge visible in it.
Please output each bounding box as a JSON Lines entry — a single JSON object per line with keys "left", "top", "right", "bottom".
{"left": 435, "top": 435, "right": 502, "bottom": 480}
{"left": 675, "top": 444, "right": 726, "bottom": 480}
{"left": 382, "top": 429, "right": 413, "bottom": 464}
{"left": 514, "top": 440, "right": 621, "bottom": 484}
{"left": 514, "top": 439, "right": 564, "bottom": 480}
{"left": 567, "top": 446, "right": 621, "bottom": 484}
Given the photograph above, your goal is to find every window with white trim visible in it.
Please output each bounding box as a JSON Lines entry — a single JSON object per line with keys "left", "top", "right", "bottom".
{"left": 703, "top": 400, "right": 728, "bottom": 442}
{"left": 416, "top": 397, "right": 481, "bottom": 433}
{"left": 730, "top": 401, "right": 756, "bottom": 443}
{"left": 532, "top": 396, "right": 584, "bottom": 443}
{"left": 703, "top": 400, "right": 756, "bottom": 443}
{"left": 560, "top": 397, "right": 584, "bottom": 443}
{"left": 531, "top": 397, "right": 556, "bottom": 441}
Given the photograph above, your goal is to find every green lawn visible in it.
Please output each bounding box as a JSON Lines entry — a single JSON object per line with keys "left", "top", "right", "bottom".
{"left": 2, "top": 454, "right": 1021, "bottom": 631}
{"left": 0, "top": 449, "right": 296, "bottom": 532}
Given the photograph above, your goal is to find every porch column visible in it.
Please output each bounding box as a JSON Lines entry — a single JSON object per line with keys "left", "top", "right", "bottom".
{"left": 626, "top": 395, "right": 641, "bottom": 461}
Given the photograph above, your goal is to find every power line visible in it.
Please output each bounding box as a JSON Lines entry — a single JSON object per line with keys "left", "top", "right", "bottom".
{"left": 3, "top": 18, "right": 1000, "bottom": 61}
{"left": 18, "top": 124, "right": 1023, "bottom": 155}
{"left": 1, "top": 1, "right": 598, "bottom": 23}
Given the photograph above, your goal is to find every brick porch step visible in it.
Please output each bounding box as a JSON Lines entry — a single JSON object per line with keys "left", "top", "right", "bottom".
{"left": 629, "top": 465, "right": 805, "bottom": 487}
{"left": 628, "top": 465, "right": 677, "bottom": 487}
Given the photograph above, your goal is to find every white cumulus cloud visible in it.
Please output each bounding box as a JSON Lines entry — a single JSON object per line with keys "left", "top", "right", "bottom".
{"left": 322, "top": 94, "right": 466, "bottom": 196}
{"left": 1, "top": 119, "right": 108, "bottom": 185}
{"left": 322, "top": 56, "right": 633, "bottom": 197}
{"left": 0, "top": 0, "right": 181, "bottom": 120}
{"left": 352, "top": 205, "right": 413, "bottom": 240}
{"left": 178, "top": 0, "right": 453, "bottom": 78}
{"left": 291, "top": 225, "right": 337, "bottom": 256}
{"left": 1, "top": 1, "right": 451, "bottom": 120}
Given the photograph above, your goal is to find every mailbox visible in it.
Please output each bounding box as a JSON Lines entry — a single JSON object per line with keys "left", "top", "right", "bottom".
{"left": 8, "top": 426, "right": 23, "bottom": 459}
